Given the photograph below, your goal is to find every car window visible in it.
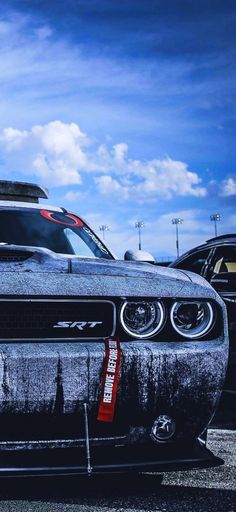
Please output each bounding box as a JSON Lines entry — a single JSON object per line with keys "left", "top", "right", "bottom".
{"left": 0, "top": 209, "right": 113, "bottom": 259}
{"left": 213, "top": 246, "right": 236, "bottom": 274}
{"left": 174, "top": 249, "right": 210, "bottom": 275}
{"left": 64, "top": 228, "right": 96, "bottom": 258}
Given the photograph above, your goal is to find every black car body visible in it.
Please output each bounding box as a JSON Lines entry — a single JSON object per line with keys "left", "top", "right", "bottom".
{"left": 0, "top": 181, "right": 229, "bottom": 476}
{"left": 170, "top": 235, "right": 236, "bottom": 391}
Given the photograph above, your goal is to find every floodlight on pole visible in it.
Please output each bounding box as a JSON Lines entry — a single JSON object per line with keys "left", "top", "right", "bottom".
{"left": 172, "top": 218, "right": 183, "bottom": 258}
{"left": 99, "top": 225, "right": 109, "bottom": 240}
{"left": 135, "top": 221, "right": 144, "bottom": 250}
{"left": 210, "top": 214, "right": 221, "bottom": 237}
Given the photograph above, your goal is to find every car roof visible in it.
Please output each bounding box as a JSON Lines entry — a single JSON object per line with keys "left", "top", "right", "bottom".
{"left": 0, "top": 200, "right": 63, "bottom": 212}
{"left": 171, "top": 233, "right": 236, "bottom": 265}
{"left": 186, "top": 234, "right": 236, "bottom": 254}
{"left": 205, "top": 234, "right": 236, "bottom": 243}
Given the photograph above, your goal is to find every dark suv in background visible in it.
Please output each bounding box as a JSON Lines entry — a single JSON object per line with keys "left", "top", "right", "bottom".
{"left": 170, "top": 234, "right": 236, "bottom": 393}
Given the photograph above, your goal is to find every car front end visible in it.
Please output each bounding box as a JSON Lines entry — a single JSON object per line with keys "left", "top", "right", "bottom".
{"left": 0, "top": 181, "right": 229, "bottom": 475}
{"left": 0, "top": 247, "right": 228, "bottom": 476}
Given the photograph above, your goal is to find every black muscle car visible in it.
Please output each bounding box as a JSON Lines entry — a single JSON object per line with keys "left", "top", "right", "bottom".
{"left": 170, "top": 235, "right": 235, "bottom": 392}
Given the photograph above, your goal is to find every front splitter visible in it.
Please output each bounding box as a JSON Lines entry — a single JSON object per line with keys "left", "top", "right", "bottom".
{"left": 0, "top": 439, "right": 223, "bottom": 477}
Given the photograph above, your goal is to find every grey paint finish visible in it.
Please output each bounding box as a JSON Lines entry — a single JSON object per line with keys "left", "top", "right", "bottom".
{"left": 0, "top": 243, "right": 229, "bottom": 455}
{"left": 0, "top": 270, "right": 221, "bottom": 299}
{"left": 0, "top": 251, "right": 222, "bottom": 301}
{"left": 0, "top": 246, "right": 220, "bottom": 300}
{"left": 0, "top": 338, "right": 227, "bottom": 443}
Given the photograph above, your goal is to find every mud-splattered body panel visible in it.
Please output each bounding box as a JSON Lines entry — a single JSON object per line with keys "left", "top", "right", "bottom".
{"left": 0, "top": 340, "right": 227, "bottom": 442}
{"left": 0, "top": 247, "right": 229, "bottom": 474}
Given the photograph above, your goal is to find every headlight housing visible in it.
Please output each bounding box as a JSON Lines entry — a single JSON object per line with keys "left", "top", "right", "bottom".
{"left": 170, "top": 301, "right": 214, "bottom": 339}
{"left": 120, "top": 300, "right": 164, "bottom": 339}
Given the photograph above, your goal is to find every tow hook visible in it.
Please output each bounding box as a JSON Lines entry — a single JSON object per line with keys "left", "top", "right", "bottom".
{"left": 83, "top": 403, "right": 93, "bottom": 476}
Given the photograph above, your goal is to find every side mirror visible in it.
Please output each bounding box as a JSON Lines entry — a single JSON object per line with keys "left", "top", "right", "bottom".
{"left": 210, "top": 272, "right": 236, "bottom": 293}
{"left": 124, "top": 249, "right": 156, "bottom": 264}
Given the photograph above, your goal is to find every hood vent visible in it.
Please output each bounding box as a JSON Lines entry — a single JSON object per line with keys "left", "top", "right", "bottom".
{"left": 0, "top": 250, "right": 34, "bottom": 262}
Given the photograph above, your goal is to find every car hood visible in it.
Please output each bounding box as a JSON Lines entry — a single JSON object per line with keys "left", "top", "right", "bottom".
{"left": 0, "top": 245, "right": 217, "bottom": 299}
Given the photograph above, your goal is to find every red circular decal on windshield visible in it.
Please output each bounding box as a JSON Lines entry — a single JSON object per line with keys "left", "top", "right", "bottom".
{"left": 40, "top": 210, "right": 84, "bottom": 227}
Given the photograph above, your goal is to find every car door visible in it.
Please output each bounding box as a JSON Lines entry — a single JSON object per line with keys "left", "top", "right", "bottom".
{"left": 207, "top": 246, "right": 236, "bottom": 331}
{"left": 173, "top": 248, "right": 213, "bottom": 276}
{"left": 173, "top": 244, "right": 236, "bottom": 391}
{"left": 207, "top": 245, "right": 236, "bottom": 389}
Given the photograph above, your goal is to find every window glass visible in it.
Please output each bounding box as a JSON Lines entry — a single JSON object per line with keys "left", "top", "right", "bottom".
{"left": 0, "top": 209, "right": 113, "bottom": 259}
{"left": 213, "top": 247, "right": 236, "bottom": 273}
{"left": 64, "top": 228, "right": 98, "bottom": 258}
{"left": 175, "top": 249, "right": 210, "bottom": 275}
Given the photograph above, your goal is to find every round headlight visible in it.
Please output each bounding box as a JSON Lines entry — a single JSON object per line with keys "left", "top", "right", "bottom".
{"left": 120, "top": 301, "right": 164, "bottom": 339}
{"left": 170, "top": 301, "right": 214, "bottom": 339}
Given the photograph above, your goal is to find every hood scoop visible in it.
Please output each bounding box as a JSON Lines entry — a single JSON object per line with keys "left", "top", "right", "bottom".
{"left": 0, "top": 249, "right": 34, "bottom": 262}
{"left": 0, "top": 245, "right": 69, "bottom": 273}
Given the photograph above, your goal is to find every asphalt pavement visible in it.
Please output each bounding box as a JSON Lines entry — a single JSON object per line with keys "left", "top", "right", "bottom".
{"left": 0, "top": 429, "right": 234, "bottom": 512}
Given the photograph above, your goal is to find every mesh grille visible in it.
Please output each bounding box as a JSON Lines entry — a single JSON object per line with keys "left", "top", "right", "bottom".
{"left": 0, "top": 300, "right": 115, "bottom": 340}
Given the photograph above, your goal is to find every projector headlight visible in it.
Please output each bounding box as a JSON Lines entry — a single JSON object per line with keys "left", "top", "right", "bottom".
{"left": 170, "top": 301, "right": 214, "bottom": 339}
{"left": 120, "top": 301, "right": 164, "bottom": 339}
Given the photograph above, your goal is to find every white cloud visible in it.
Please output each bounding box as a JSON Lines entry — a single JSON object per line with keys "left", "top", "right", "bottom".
{"left": 113, "top": 143, "right": 128, "bottom": 163}
{"left": 220, "top": 177, "right": 236, "bottom": 196}
{"left": 31, "top": 121, "right": 89, "bottom": 155}
{"left": 93, "top": 148, "right": 207, "bottom": 200}
{"left": 0, "top": 127, "right": 28, "bottom": 150}
{"left": 0, "top": 120, "right": 207, "bottom": 198}
{"left": 32, "top": 153, "right": 82, "bottom": 186}
{"left": 64, "top": 190, "right": 83, "bottom": 201}
{"left": 132, "top": 158, "right": 207, "bottom": 199}
{"left": 95, "top": 175, "right": 129, "bottom": 199}
{"left": 0, "top": 120, "right": 90, "bottom": 186}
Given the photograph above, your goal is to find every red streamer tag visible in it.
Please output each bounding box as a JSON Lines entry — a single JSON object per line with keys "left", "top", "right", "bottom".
{"left": 97, "top": 338, "right": 121, "bottom": 422}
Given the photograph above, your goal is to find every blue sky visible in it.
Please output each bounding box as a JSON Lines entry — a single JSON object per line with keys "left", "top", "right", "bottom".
{"left": 0, "top": 0, "right": 235, "bottom": 258}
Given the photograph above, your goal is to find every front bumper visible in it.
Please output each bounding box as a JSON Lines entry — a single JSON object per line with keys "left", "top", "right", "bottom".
{"left": 0, "top": 337, "right": 228, "bottom": 476}
{"left": 0, "top": 438, "right": 223, "bottom": 476}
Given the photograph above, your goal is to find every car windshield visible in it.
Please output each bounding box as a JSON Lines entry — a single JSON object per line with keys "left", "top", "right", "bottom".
{"left": 0, "top": 208, "right": 113, "bottom": 259}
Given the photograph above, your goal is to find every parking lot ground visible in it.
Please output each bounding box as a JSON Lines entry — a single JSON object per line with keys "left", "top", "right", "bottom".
{"left": 0, "top": 429, "right": 234, "bottom": 512}
{"left": 162, "top": 429, "right": 235, "bottom": 491}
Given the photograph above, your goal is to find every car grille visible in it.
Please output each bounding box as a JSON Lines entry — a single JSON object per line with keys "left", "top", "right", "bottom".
{"left": 0, "top": 300, "right": 115, "bottom": 340}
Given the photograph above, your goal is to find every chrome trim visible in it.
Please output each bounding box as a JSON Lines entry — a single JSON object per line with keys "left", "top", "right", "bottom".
{"left": 220, "top": 292, "right": 236, "bottom": 297}
{"left": 0, "top": 436, "right": 127, "bottom": 451}
{"left": 83, "top": 403, "right": 92, "bottom": 475}
{"left": 120, "top": 300, "right": 165, "bottom": 339}
{"left": 170, "top": 301, "right": 214, "bottom": 339}
{"left": 0, "top": 299, "right": 116, "bottom": 341}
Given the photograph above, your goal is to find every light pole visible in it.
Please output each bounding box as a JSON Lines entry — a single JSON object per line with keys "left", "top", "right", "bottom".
{"left": 99, "top": 225, "right": 109, "bottom": 240}
{"left": 135, "top": 221, "right": 144, "bottom": 250}
{"left": 210, "top": 214, "right": 221, "bottom": 237}
{"left": 172, "top": 218, "right": 183, "bottom": 258}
